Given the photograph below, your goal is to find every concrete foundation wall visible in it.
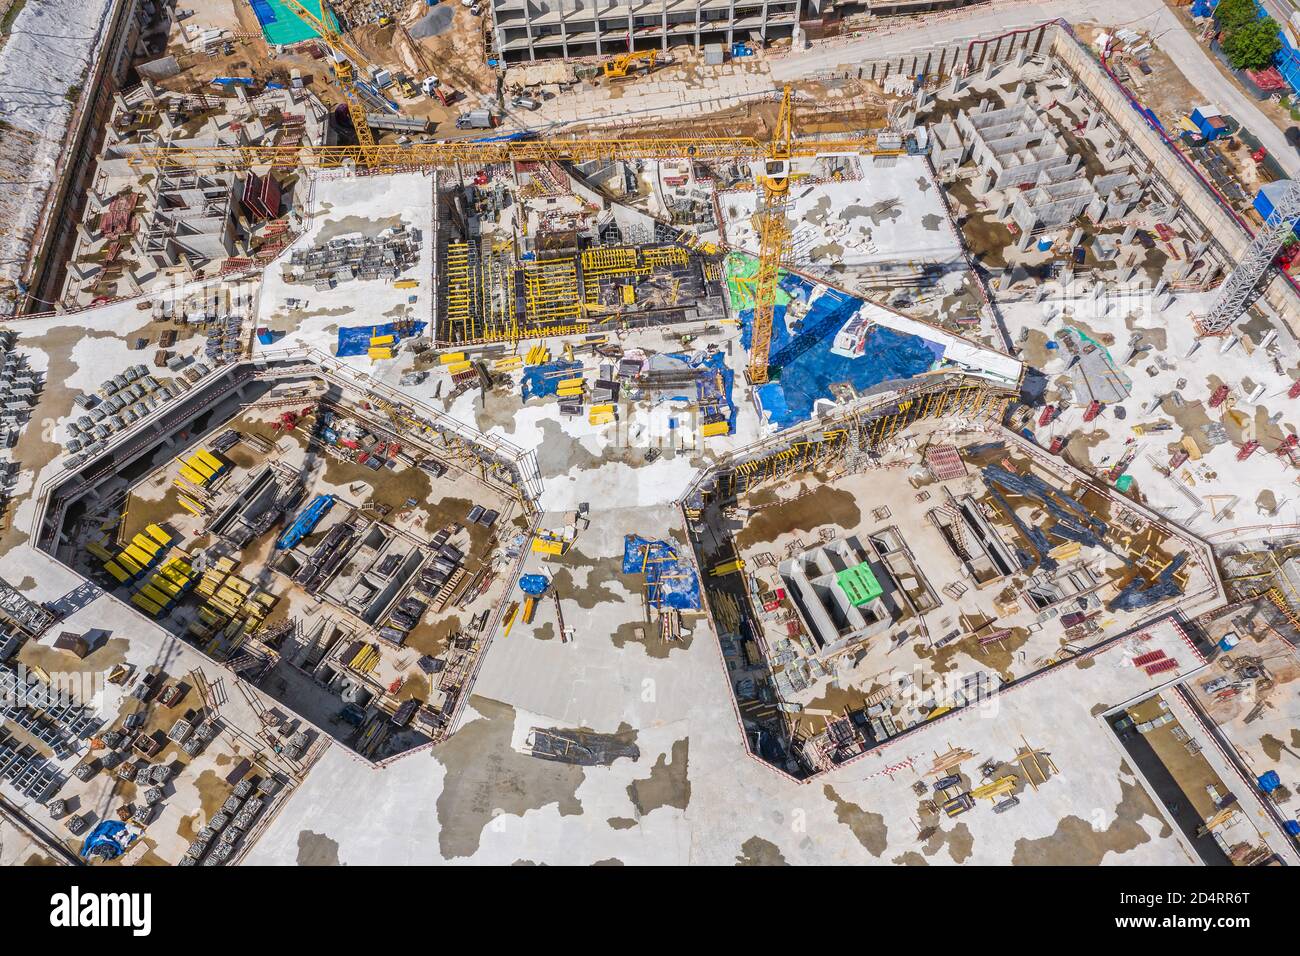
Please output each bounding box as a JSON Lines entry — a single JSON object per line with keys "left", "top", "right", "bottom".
{"left": 1046, "top": 24, "right": 1300, "bottom": 325}
{"left": 797, "top": 20, "right": 1050, "bottom": 84}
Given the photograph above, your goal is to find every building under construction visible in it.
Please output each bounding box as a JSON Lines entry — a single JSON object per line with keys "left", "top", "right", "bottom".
{"left": 489, "top": 0, "right": 802, "bottom": 63}
{"left": 437, "top": 159, "right": 727, "bottom": 344}
{"left": 684, "top": 394, "right": 1224, "bottom": 777}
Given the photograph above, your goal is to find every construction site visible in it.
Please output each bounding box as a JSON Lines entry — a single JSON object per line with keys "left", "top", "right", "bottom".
{"left": 46, "top": 361, "right": 527, "bottom": 764}
{"left": 2, "top": 0, "right": 1300, "bottom": 873}
{"left": 685, "top": 417, "right": 1224, "bottom": 774}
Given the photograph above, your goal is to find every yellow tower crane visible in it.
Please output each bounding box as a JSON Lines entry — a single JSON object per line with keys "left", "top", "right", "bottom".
{"left": 127, "top": 86, "right": 900, "bottom": 386}
{"left": 747, "top": 86, "right": 796, "bottom": 385}
{"left": 282, "top": 0, "right": 378, "bottom": 152}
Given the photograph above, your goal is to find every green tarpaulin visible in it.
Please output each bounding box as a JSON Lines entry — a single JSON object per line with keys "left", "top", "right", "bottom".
{"left": 836, "top": 561, "right": 882, "bottom": 606}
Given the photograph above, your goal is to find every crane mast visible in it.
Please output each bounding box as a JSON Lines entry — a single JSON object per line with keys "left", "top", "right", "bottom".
{"left": 282, "top": 0, "right": 378, "bottom": 157}
{"left": 747, "top": 87, "right": 797, "bottom": 386}
{"left": 1197, "top": 180, "right": 1300, "bottom": 336}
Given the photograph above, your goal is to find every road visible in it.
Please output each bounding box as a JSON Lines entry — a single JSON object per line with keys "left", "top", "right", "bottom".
{"left": 772, "top": 0, "right": 1300, "bottom": 179}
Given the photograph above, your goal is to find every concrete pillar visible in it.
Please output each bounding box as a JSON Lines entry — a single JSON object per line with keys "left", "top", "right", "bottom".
{"left": 1060, "top": 82, "right": 1074, "bottom": 101}
{"left": 1015, "top": 48, "right": 1029, "bottom": 69}
{"left": 1018, "top": 230, "right": 1034, "bottom": 252}
{"left": 1191, "top": 239, "right": 1209, "bottom": 259}
{"left": 1121, "top": 224, "right": 1137, "bottom": 244}
{"left": 1124, "top": 264, "right": 1139, "bottom": 284}
{"left": 948, "top": 74, "right": 964, "bottom": 96}
{"left": 996, "top": 200, "right": 1012, "bottom": 220}
{"left": 1260, "top": 329, "right": 1278, "bottom": 350}
{"left": 1086, "top": 110, "right": 1101, "bottom": 132}
{"left": 1161, "top": 291, "right": 1175, "bottom": 311}
{"left": 1203, "top": 263, "right": 1221, "bottom": 286}
{"left": 234, "top": 83, "right": 249, "bottom": 105}
{"left": 141, "top": 78, "right": 159, "bottom": 103}
{"left": 982, "top": 58, "right": 996, "bottom": 81}
{"left": 1070, "top": 227, "right": 1084, "bottom": 246}
{"left": 75, "top": 222, "right": 95, "bottom": 245}
{"left": 1220, "top": 334, "right": 1240, "bottom": 354}
{"left": 1154, "top": 277, "right": 1167, "bottom": 297}
{"left": 1108, "top": 142, "right": 1125, "bottom": 162}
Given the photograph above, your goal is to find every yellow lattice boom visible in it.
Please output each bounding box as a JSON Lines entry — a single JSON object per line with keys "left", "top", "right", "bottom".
{"left": 283, "top": 0, "right": 376, "bottom": 152}
{"left": 128, "top": 84, "right": 895, "bottom": 384}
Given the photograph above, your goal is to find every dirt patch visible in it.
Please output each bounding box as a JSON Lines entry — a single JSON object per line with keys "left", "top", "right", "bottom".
{"left": 891, "top": 850, "right": 929, "bottom": 866}
{"left": 610, "top": 618, "right": 695, "bottom": 660}
{"left": 823, "top": 784, "right": 888, "bottom": 857}
{"left": 431, "top": 696, "right": 585, "bottom": 858}
{"left": 1010, "top": 779, "right": 1170, "bottom": 865}
{"left": 735, "top": 484, "right": 863, "bottom": 551}
{"left": 626, "top": 738, "right": 690, "bottom": 816}
{"left": 403, "top": 612, "right": 460, "bottom": 658}
{"left": 922, "top": 821, "right": 975, "bottom": 863}
{"left": 296, "top": 830, "right": 342, "bottom": 866}
{"left": 735, "top": 835, "right": 788, "bottom": 866}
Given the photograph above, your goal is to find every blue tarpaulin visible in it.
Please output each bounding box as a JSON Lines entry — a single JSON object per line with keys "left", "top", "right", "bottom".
{"left": 662, "top": 350, "right": 737, "bottom": 435}
{"left": 336, "top": 322, "right": 427, "bottom": 357}
{"left": 521, "top": 360, "right": 583, "bottom": 400}
{"left": 519, "top": 573, "right": 550, "bottom": 596}
{"left": 739, "top": 273, "right": 943, "bottom": 430}
{"left": 80, "top": 820, "right": 136, "bottom": 861}
{"left": 623, "top": 534, "right": 701, "bottom": 610}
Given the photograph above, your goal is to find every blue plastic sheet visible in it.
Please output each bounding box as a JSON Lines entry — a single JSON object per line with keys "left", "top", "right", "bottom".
{"left": 623, "top": 534, "right": 701, "bottom": 610}
{"left": 521, "top": 360, "right": 582, "bottom": 400}
{"left": 739, "top": 274, "right": 943, "bottom": 430}
{"left": 519, "top": 574, "right": 550, "bottom": 596}
{"left": 336, "top": 322, "right": 427, "bottom": 357}
{"left": 663, "top": 350, "right": 737, "bottom": 435}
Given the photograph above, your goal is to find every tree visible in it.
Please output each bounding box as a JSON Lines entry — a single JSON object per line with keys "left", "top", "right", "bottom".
{"left": 1215, "top": 0, "right": 1264, "bottom": 34}
{"left": 1223, "top": 17, "right": 1282, "bottom": 70}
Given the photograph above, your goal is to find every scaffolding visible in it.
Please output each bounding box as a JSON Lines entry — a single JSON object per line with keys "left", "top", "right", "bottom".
{"left": 0, "top": 576, "right": 55, "bottom": 636}
{"left": 693, "top": 379, "right": 1012, "bottom": 506}
{"left": 521, "top": 259, "right": 582, "bottom": 324}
